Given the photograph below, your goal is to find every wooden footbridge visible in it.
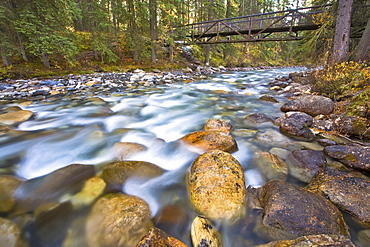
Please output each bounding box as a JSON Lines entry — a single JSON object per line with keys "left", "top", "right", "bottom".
{"left": 184, "top": 5, "right": 330, "bottom": 44}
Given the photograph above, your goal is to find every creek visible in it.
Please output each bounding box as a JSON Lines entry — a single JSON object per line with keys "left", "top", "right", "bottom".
{"left": 2, "top": 67, "right": 352, "bottom": 246}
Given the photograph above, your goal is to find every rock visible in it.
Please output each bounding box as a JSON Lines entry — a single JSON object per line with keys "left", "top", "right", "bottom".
{"left": 34, "top": 201, "right": 74, "bottom": 246}
{"left": 285, "top": 112, "right": 313, "bottom": 126}
{"left": 269, "top": 147, "right": 290, "bottom": 160}
{"left": 280, "top": 95, "right": 334, "bottom": 116}
{"left": 183, "top": 67, "right": 193, "bottom": 73}
{"left": 311, "top": 119, "right": 334, "bottom": 132}
{"left": 283, "top": 83, "right": 311, "bottom": 94}
{"left": 153, "top": 205, "right": 189, "bottom": 237}
{"left": 308, "top": 168, "right": 370, "bottom": 227}
{"left": 188, "top": 150, "right": 246, "bottom": 223}
{"left": 14, "top": 164, "right": 95, "bottom": 213}
{"left": 136, "top": 227, "right": 187, "bottom": 247}
{"left": 257, "top": 234, "right": 355, "bottom": 247}
{"left": 0, "top": 110, "right": 34, "bottom": 125}
{"left": 317, "top": 138, "right": 337, "bottom": 146}
{"left": 112, "top": 142, "right": 147, "bottom": 160}
{"left": 0, "top": 217, "right": 27, "bottom": 247}
{"left": 86, "top": 193, "right": 153, "bottom": 247}
{"left": 244, "top": 113, "right": 273, "bottom": 126}
{"left": 101, "top": 161, "right": 165, "bottom": 192}
{"left": 324, "top": 145, "right": 370, "bottom": 171}
{"left": 258, "top": 95, "right": 279, "bottom": 103}
{"left": 357, "top": 229, "right": 370, "bottom": 247}
{"left": 253, "top": 180, "right": 349, "bottom": 240}
{"left": 204, "top": 118, "right": 233, "bottom": 133}
{"left": 332, "top": 115, "right": 370, "bottom": 139}
{"left": 179, "top": 130, "right": 238, "bottom": 154}
{"left": 0, "top": 175, "right": 24, "bottom": 212}
{"left": 191, "top": 216, "right": 222, "bottom": 247}
{"left": 279, "top": 118, "right": 315, "bottom": 141}
{"left": 285, "top": 150, "right": 327, "bottom": 183}
{"left": 71, "top": 177, "right": 106, "bottom": 208}
{"left": 253, "top": 151, "right": 288, "bottom": 181}
{"left": 254, "top": 129, "right": 301, "bottom": 150}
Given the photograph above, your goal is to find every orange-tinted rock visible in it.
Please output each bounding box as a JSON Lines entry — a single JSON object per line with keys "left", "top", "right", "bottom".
{"left": 188, "top": 150, "right": 246, "bottom": 223}
{"left": 136, "top": 227, "right": 187, "bottom": 247}
{"left": 86, "top": 193, "right": 153, "bottom": 247}
{"left": 191, "top": 216, "right": 222, "bottom": 247}
{"left": 204, "top": 119, "right": 233, "bottom": 133}
{"left": 0, "top": 175, "right": 24, "bottom": 212}
{"left": 0, "top": 110, "right": 34, "bottom": 125}
{"left": 179, "top": 130, "right": 238, "bottom": 154}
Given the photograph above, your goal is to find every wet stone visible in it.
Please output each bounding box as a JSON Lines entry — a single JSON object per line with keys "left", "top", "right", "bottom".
{"left": 257, "top": 234, "right": 355, "bottom": 247}
{"left": 14, "top": 164, "right": 95, "bottom": 213}
{"left": 204, "top": 118, "right": 233, "bottom": 133}
{"left": 101, "top": 161, "right": 165, "bottom": 192}
{"left": 0, "top": 217, "right": 27, "bottom": 247}
{"left": 244, "top": 113, "right": 273, "bottom": 126}
{"left": 191, "top": 216, "right": 222, "bottom": 247}
{"left": 324, "top": 145, "right": 370, "bottom": 171}
{"left": 188, "top": 150, "right": 246, "bottom": 223}
{"left": 285, "top": 150, "right": 327, "bottom": 183}
{"left": 0, "top": 175, "right": 24, "bottom": 212}
{"left": 86, "top": 193, "right": 153, "bottom": 247}
{"left": 280, "top": 95, "right": 334, "bottom": 116}
{"left": 253, "top": 151, "right": 288, "bottom": 181}
{"left": 308, "top": 168, "right": 370, "bottom": 227}
{"left": 0, "top": 110, "right": 34, "bottom": 125}
{"left": 112, "top": 142, "right": 147, "bottom": 161}
{"left": 136, "top": 227, "right": 187, "bottom": 247}
{"left": 252, "top": 180, "right": 349, "bottom": 240}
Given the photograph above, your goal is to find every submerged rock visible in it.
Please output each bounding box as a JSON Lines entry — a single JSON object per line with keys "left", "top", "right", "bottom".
{"left": 252, "top": 180, "right": 349, "bottom": 240}
{"left": 136, "top": 227, "right": 187, "bottom": 247}
{"left": 0, "top": 110, "right": 34, "bottom": 125}
{"left": 324, "top": 145, "right": 370, "bottom": 171}
{"left": 257, "top": 234, "right": 355, "bottom": 247}
{"left": 253, "top": 151, "right": 288, "bottom": 181}
{"left": 280, "top": 95, "right": 334, "bottom": 116}
{"left": 86, "top": 193, "right": 153, "bottom": 247}
{"left": 191, "top": 216, "right": 222, "bottom": 247}
{"left": 204, "top": 118, "right": 233, "bottom": 133}
{"left": 188, "top": 150, "right": 246, "bottom": 223}
{"left": 0, "top": 217, "right": 27, "bottom": 247}
{"left": 285, "top": 150, "right": 327, "bottom": 183}
{"left": 0, "top": 175, "right": 24, "bottom": 212}
{"left": 244, "top": 113, "right": 273, "bottom": 126}
{"left": 308, "top": 168, "right": 370, "bottom": 227}
{"left": 112, "top": 142, "right": 147, "bottom": 161}
{"left": 101, "top": 161, "right": 165, "bottom": 192}
{"left": 14, "top": 164, "right": 95, "bottom": 213}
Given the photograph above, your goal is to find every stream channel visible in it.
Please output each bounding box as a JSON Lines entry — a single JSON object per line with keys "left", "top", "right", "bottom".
{"left": 2, "top": 67, "right": 358, "bottom": 246}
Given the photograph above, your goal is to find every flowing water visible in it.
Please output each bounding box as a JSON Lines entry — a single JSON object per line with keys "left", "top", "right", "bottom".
{"left": 3, "top": 67, "right": 358, "bottom": 246}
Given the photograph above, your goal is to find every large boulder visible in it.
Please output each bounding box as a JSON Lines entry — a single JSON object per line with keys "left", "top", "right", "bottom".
{"left": 308, "top": 168, "right": 370, "bottom": 227}
{"left": 251, "top": 180, "right": 349, "bottom": 240}
{"left": 280, "top": 95, "right": 334, "bottom": 116}
{"left": 285, "top": 150, "right": 327, "bottom": 183}
{"left": 324, "top": 145, "right": 370, "bottom": 171}
{"left": 0, "top": 110, "right": 34, "bottom": 125}
{"left": 257, "top": 234, "right": 355, "bottom": 247}
{"left": 253, "top": 151, "right": 288, "bottom": 181}
{"left": 14, "top": 164, "right": 95, "bottom": 213}
{"left": 188, "top": 150, "right": 246, "bottom": 223}
{"left": 86, "top": 193, "right": 153, "bottom": 247}
{"left": 101, "top": 161, "right": 165, "bottom": 192}
{"left": 179, "top": 130, "right": 238, "bottom": 154}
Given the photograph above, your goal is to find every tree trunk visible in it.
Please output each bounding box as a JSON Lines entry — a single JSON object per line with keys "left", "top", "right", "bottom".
{"left": 205, "top": 0, "right": 213, "bottom": 65}
{"left": 128, "top": 0, "right": 139, "bottom": 61}
{"left": 350, "top": 16, "right": 370, "bottom": 62}
{"left": 149, "top": 0, "right": 157, "bottom": 63}
{"left": 1, "top": 46, "right": 11, "bottom": 67}
{"left": 111, "top": 0, "right": 119, "bottom": 54}
{"left": 332, "top": 0, "right": 354, "bottom": 63}
{"left": 41, "top": 51, "right": 51, "bottom": 68}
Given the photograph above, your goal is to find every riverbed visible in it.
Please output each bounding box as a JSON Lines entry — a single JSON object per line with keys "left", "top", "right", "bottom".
{"left": 2, "top": 67, "right": 365, "bottom": 246}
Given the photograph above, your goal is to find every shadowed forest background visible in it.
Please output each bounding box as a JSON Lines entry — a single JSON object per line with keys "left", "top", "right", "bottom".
{"left": 0, "top": 0, "right": 369, "bottom": 78}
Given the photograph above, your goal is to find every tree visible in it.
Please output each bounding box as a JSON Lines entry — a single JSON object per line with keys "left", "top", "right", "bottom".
{"left": 350, "top": 16, "right": 370, "bottom": 62}
{"left": 332, "top": 0, "right": 354, "bottom": 63}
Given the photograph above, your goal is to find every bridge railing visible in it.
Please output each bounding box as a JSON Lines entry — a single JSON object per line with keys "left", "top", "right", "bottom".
{"left": 185, "top": 5, "right": 330, "bottom": 43}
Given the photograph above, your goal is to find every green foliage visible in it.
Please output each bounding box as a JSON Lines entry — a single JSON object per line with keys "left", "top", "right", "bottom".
{"left": 313, "top": 62, "right": 370, "bottom": 117}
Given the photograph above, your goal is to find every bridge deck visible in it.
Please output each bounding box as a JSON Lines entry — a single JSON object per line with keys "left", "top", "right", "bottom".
{"left": 184, "top": 6, "right": 329, "bottom": 44}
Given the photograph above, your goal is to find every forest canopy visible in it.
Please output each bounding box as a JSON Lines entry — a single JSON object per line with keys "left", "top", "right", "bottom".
{"left": 0, "top": 0, "right": 369, "bottom": 74}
